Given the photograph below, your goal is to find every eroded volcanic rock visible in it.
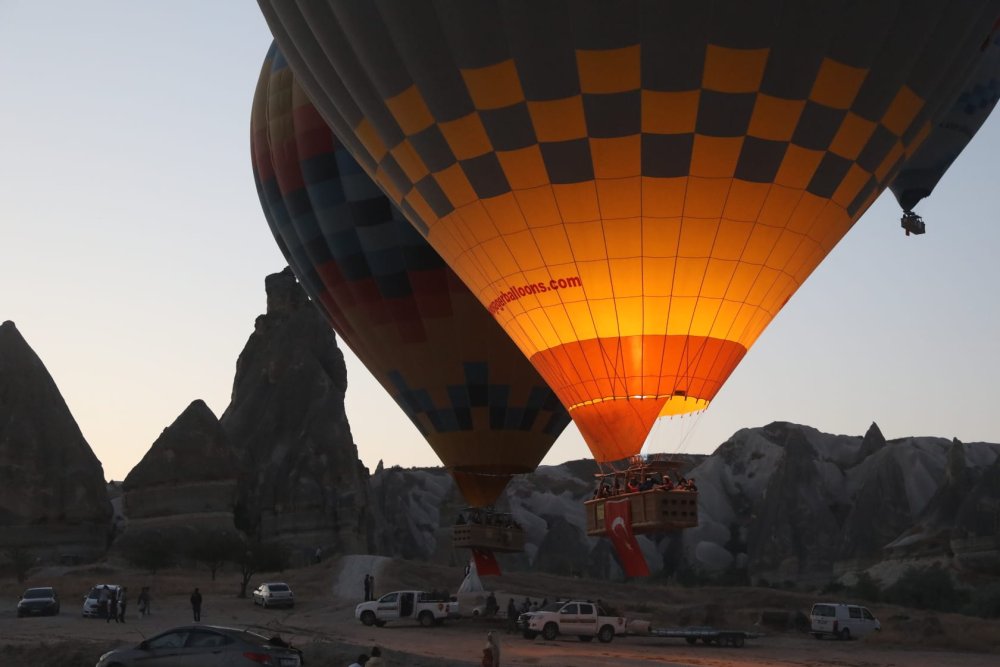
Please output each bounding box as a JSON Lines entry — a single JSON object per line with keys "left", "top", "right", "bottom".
{"left": 122, "top": 400, "right": 237, "bottom": 535}
{"left": 221, "top": 269, "right": 373, "bottom": 561}
{"left": 0, "top": 320, "right": 111, "bottom": 562}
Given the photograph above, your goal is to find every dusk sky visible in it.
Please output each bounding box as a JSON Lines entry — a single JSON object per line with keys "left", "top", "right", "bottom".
{"left": 2, "top": 2, "right": 998, "bottom": 482}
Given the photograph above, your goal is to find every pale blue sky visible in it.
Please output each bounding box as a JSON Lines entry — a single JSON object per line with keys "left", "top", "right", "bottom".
{"left": 2, "top": 2, "right": 998, "bottom": 481}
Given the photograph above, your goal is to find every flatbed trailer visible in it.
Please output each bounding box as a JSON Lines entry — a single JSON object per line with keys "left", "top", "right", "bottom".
{"left": 644, "top": 626, "right": 763, "bottom": 648}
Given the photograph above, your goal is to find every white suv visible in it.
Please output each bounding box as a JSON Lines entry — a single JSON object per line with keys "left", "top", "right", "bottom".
{"left": 252, "top": 582, "right": 294, "bottom": 609}
{"left": 810, "top": 603, "right": 880, "bottom": 640}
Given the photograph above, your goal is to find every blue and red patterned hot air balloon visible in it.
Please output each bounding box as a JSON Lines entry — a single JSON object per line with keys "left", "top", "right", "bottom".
{"left": 251, "top": 43, "right": 570, "bottom": 508}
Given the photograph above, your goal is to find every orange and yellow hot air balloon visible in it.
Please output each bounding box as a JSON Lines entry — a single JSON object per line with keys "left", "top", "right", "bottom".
{"left": 258, "top": 1, "right": 1000, "bottom": 463}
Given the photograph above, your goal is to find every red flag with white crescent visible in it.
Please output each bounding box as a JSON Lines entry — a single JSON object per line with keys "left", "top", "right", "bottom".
{"left": 471, "top": 547, "right": 502, "bottom": 576}
{"left": 604, "top": 499, "right": 649, "bottom": 577}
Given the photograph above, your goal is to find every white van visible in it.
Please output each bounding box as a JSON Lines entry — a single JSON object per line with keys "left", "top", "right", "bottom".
{"left": 810, "top": 603, "right": 880, "bottom": 639}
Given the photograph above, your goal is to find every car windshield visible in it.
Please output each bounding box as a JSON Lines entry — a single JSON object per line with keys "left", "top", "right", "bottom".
{"left": 539, "top": 602, "right": 563, "bottom": 612}
{"left": 267, "top": 584, "right": 290, "bottom": 592}
{"left": 23, "top": 589, "right": 53, "bottom": 599}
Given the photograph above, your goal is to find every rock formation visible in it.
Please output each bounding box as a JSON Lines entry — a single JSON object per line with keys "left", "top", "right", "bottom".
{"left": 0, "top": 320, "right": 112, "bottom": 563}
{"left": 121, "top": 400, "right": 237, "bottom": 538}
{"left": 374, "top": 421, "right": 1000, "bottom": 585}
{"left": 221, "top": 269, "right": 374, "bottom": 562}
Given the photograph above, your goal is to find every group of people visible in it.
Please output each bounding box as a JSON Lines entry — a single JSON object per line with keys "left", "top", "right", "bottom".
{"left": 96, "top": 585, "right": 155, "bottom": 622}
{"left": 347, "top": 646, "right": 384, "bottom": 666}
{"left": 96, "top": 585, "right": 128, "bottom": 623}
{"left": 591, "top": 473, "right": 698, "bottom": 499}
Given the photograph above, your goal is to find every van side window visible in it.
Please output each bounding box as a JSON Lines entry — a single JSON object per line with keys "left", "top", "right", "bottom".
{"left": 811, "top": 605, "right": 835, "bottom": 617}
{"left": 862, "top": 608, "right": 874, "bottom": 620}
{"left": 849, "top": 606, "right": 862, "bottom": 619}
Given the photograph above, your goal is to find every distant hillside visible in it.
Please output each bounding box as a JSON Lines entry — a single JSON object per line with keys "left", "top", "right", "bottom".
{"left": 374, "top": 422, "right": 1000, "bottom": 586}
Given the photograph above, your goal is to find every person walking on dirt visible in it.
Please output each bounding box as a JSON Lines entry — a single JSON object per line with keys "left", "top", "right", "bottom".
{"left": 137, "top": 587, "right": 150, "bottom": 617}
{"left": 363, "top": 573, "right": 371, "bottom": 601}
{"left": 481, "top": 631, "right": 500, "bottom": 667}
{"left": 506, "top": 598, "right": 518, "bottom": 633}
{"left": 98, "top": 585, "right": 110, "bottom": 620}
{"left": 107, "top": 588, "right": 119, "bottom": 623}
{"left": 117, "top": 586, "right": 127, "bottom": 623}
{"left": 190, "top": 587, "right": 202, "bottom": 622}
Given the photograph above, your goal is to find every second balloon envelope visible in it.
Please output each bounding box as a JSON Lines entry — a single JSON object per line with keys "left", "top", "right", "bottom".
{"left": 251, "top": 43, "right": 570, "bottom": 507}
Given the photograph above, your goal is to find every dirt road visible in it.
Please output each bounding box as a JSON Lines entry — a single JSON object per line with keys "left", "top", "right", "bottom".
{"left": 2, "top": 559, "right": 996, "bottom": 666}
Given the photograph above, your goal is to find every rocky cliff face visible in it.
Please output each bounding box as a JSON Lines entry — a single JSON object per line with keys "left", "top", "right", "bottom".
{"left": 221, "top": 269, "right": 374, "bottom": 562}
{"left": 371, "top": 455, "right": 704, "bottom": 579}
{"left": 122, "top": 400, "right": 237, "bottom": 537}
{"left": 376, "top": 421, "right": 1000, "bottom": 584}
{"left": 0, "top": 320, "right": 112, "bottom": 563}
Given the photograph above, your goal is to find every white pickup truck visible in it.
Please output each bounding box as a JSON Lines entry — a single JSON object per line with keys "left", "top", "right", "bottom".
{"left": 523, "top": 600, "right": 627, "bottom": 643}
{"left": 355, "top": 591, "right": 459, "bottom": 627}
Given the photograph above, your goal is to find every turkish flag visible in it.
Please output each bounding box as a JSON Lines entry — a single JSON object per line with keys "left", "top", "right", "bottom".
{"left": 604, "top": 499, "right": 649, "bottom": 577}
{"left": 471, "top": 547, "right": 502, "bottom": 576}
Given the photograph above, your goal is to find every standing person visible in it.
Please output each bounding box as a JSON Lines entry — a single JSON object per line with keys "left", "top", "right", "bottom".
{"left": 369, "top": 574, "right": 376, "bottom": 601}
{"left": 482, "top": 631, "right": 500, "bottom": 667}
{"left": 137, "top": 587, "right": 149, "bottom": 617}
{"left": 367, "top": 646, "right": 384, "bottom": 666}
{"left": 117, "top": 586, "right": 127, "bottom": 623}
{"left": 107, "top": 587, "right": 119, "bottom": 624}
{"left": 98, "top": 585, "right": 110, "bottom": 620}
{"left": 363, "top": 573, "right": 371, "bottom": 602}
{"left": 506, "top": 597, "right": 518, "bottom": 634}
{"left": 190, "top": 587, "right": 202, "bottom": 622}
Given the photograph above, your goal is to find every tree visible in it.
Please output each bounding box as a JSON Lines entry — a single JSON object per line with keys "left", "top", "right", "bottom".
{"left": 883, "top": 565, "right": 968, "bottom": 612}
{"left": 851, "top": 571, "right": 881, "bottom": 602}
{"left": 236, "top": 540, "right": 288, "bottom": 598}
{"left": 5, "top": 547, "right": 34, "bottom": 583}
{"left": 119, "top": 531, "right": 176, "bottom": 574}
{"left": 186, "top": 531, "right": 243, "bottom": 581}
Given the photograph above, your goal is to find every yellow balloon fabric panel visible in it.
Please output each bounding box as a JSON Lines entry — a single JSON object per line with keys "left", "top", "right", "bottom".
{"left": 259, "top": 0, "right": 999, "bottom": 462}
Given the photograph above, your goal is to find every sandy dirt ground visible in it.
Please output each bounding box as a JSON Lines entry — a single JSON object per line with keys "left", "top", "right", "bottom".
{"left": 1, "top": 557, "right": 997, "bottom": 667}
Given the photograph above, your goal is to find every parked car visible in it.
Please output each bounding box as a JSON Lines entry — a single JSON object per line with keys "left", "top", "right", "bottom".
{"left": 810, "top": 602, "right": 881, "bottom": 640}
{"left": 82, "top": 584, "right": 121, "bottom": 618}
{"left": 16, "top": 587, "right": 59, "bottom": 617}
{"left": 96, "top": 624, "right": 303, "bottom": 666}
{"left": 252, "top": 582, "right": 295, "bottom": 608}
